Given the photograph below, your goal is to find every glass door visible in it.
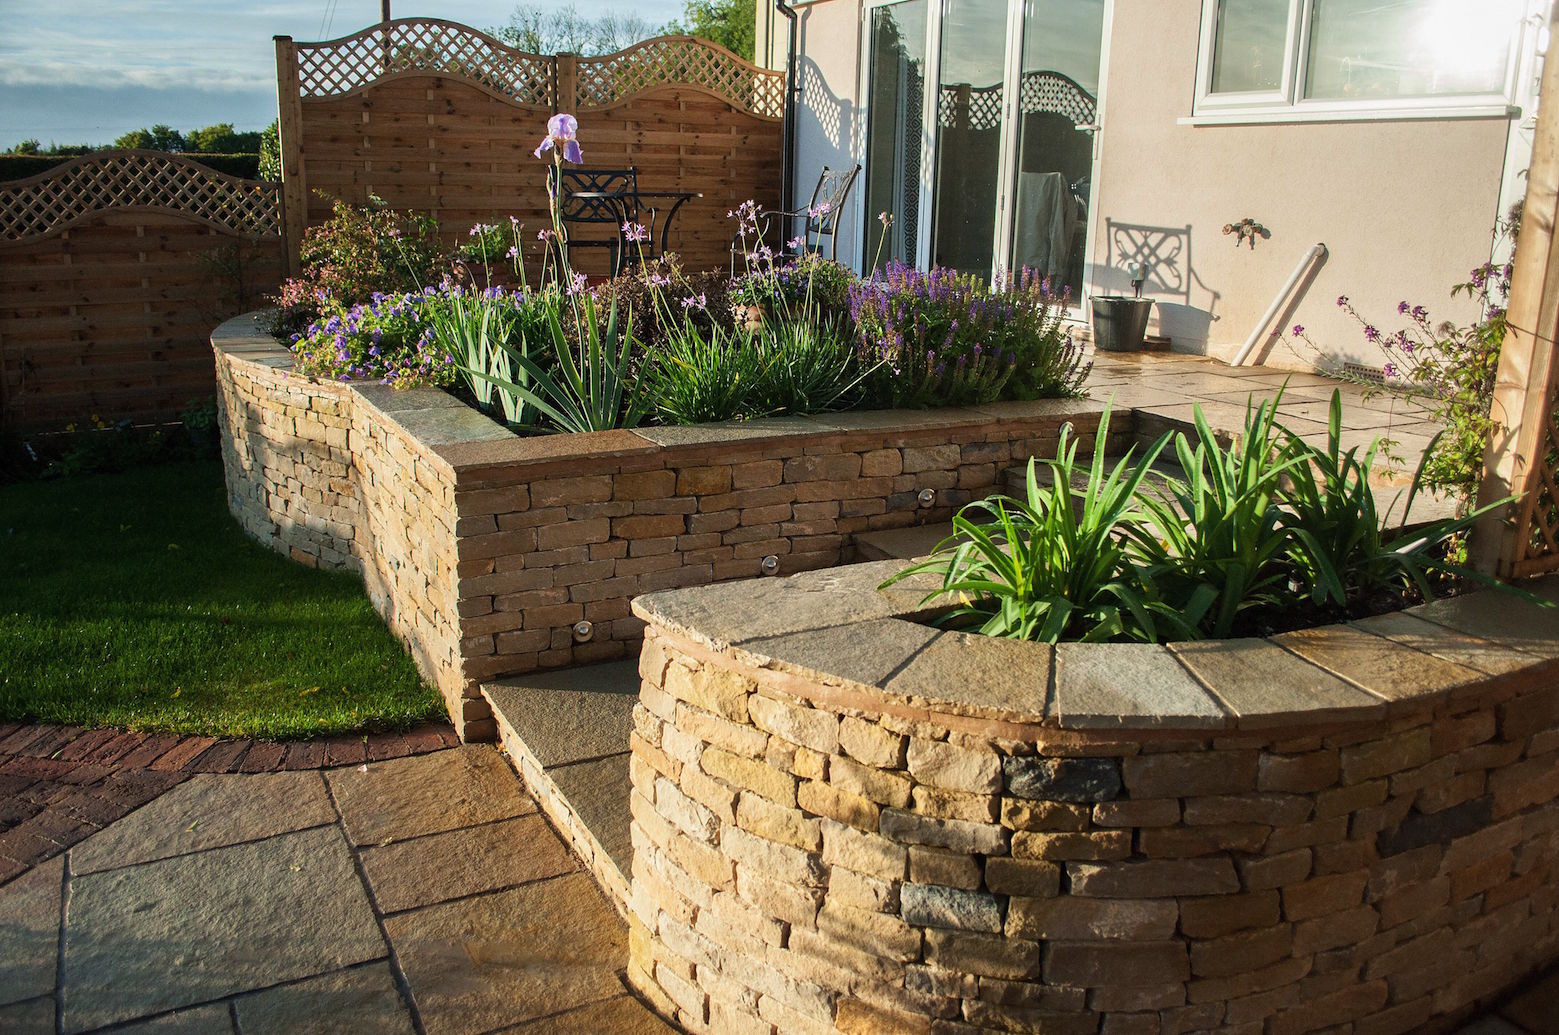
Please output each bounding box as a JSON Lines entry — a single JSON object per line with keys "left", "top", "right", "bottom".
{"left": 860, "top": 0, "right": 1108, "bottom": 294}
{"left": 862, "top": 0, "right": 932, "bottom": 268}
{"left": 1005, "top": 0, "right": 1107, "bottom": 302}
{"left": 930, "top": 0, "right": 1013, "bottom": 275}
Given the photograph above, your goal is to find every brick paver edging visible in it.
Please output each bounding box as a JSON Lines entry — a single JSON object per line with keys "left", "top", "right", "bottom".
{"left": 0, "top": 721, "right": 459, "bottom": 886}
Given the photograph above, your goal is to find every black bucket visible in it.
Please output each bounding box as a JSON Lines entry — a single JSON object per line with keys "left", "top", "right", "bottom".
{"left": 1091, "top": 296, "right": 1155, "bottom": 352}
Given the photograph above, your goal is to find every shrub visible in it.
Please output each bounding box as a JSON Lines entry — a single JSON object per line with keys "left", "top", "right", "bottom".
{"left": 848, "top": 262, "right": 1087, "bottom": 408}
{"left": 730, "top": 251, "right": 854, "bottom": 326}
{"left": 267, "top": 197, "right": 445, "bottom": 339}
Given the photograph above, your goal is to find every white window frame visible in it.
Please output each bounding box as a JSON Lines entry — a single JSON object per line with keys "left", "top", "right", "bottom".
{"left": 1187, "top": 0, "right": 1530, "bottom": 125}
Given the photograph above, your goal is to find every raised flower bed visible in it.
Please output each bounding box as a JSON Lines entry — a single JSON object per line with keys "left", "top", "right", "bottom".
{"left": 623, "top": 558, "right": 1559, "bottom": 1033}
{"left": 214, "top": 313, "right": 1120, "bottom": 739}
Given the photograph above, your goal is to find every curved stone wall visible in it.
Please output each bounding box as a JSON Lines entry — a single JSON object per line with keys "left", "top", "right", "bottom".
{"left": 625, "top": 561, "right": 1559, "bottom": 1034}
{"left": 215, "top": 312, "right": 1118, "bottom": 742}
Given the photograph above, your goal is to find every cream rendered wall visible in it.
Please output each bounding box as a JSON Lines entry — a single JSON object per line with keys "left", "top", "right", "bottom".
{"left": 776, "top": 0, "right": 867, "bottom": 264}
{"left": 1088, "top": 0, "right": 1512, "bottom": 367}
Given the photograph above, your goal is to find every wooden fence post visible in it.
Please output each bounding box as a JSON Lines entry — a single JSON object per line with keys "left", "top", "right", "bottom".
{"left": 1470, "top": 4, "right": 1559, "bottom": 578}
{"left": 556, "top": 52, "right": 578, "bottom": 113}
{"left": 274, "top": 35, "right": 308, "bottom": 278}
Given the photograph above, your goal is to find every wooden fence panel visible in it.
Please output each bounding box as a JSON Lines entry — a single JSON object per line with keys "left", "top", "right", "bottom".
{"left": 284, "top": 20, "right": 784, "bottom": 278}
{"left": 0, "top": 152, "right": 285, "bottom": 432}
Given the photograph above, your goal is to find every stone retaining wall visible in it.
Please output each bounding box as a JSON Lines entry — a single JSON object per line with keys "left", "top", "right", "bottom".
{"left": 213, "top": 313, "right": 1116, "bottom": 740}
{"left": 216, "top": 314, "right": 474, "bottom": 734}
{"left": 624, "top": 562, "right": 1559, "bottom": 1034}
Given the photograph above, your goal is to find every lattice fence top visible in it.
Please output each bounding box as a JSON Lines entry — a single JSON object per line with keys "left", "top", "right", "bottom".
{"left": 295, "top": 19, "right": 554, "bottom": 104}
{"left": 0, "top": 150, "right": 283, "bottom": 242}
{"left": 577, "top": 36, "right": 784, "bottom": 117}
{"left": 940, "top": 70, "right": 1097, "bottom": 130}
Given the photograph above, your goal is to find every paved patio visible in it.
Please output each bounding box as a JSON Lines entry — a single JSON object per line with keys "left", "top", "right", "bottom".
{"left": 0, "top": 746, "right": 671, "bottom": 1034}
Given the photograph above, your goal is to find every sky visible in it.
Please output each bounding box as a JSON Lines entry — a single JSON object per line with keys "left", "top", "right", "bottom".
{"left": 0, "top": 1, "right": 684, "bottom": 150}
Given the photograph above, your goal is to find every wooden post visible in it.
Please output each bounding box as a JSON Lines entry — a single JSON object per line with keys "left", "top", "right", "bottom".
{"left": 274, "top": 35, "right": 308, "bottom": 278}
{"left": 556, "top": 52, "right": 578, "bottom": 113}
{"left": 1470, "top": 3, "right": 1559, "bottom": 578}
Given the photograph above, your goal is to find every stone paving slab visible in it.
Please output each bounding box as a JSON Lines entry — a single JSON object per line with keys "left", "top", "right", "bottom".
{"left": 498, "top": 993, "right": 680, "bottom": 1033}
{"left": 0, "top": 855, "right": 61, "bottom": 1007}
{"left": 112, "top": 1003, "right": 233, "bottom": 1033}
{"left": 233, "top": 961, "right": 413, "bottom": 1035}
{"left": 358, "top": 813, "right": 576, "bottom": 915}
{"left": 384, "top": 871, "right": 628, "bottom": 1035}
{"left": 547, "top": 755, "right": 634, "bottom": 879}
{"left": 0, "top": 723, "right": 457, "bottom": 889}
{"left": 0, "top": 997, "right": 55, "bottom": 1032}
{"left": 325, "top": 746, "right": 535, "bottom": 847}
{"left": 70, "top": 771, "right": 334, "bottom": 875}
{"left": 62, "top": 824, "right": 386, "bottom": 1032}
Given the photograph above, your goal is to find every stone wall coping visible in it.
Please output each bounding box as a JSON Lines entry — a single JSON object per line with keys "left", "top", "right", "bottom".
{"left": 212, "top": 311, "right": 1111, "bottom": 485}
{"left": 632, "top": 559, "right": 1559, "bottom": 733}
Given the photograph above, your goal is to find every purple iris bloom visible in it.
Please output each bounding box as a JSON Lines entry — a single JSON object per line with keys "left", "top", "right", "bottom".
{"left": 534, "top": 113, "right": 583, "bottom": 164}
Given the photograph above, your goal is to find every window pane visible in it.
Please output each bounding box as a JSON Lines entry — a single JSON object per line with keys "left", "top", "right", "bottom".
{"left": 932, "top": 0, "right": 1010, "bottom": 276}
{"left": 1305, "top": 0, "right": 1519, "bottom": 101}
{"left": 1210, "top": 0, "right": 1291, "bottom": 94}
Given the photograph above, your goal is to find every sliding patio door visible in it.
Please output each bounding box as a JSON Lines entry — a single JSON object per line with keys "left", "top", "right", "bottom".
{"left": 862, "top": 0, "right": 931, "bottom": 268}
{"left": 931, "top": 0, "right": 1012, "bottom": 275}
{"left": 861, "top": 0, "right": 1109, "bottom": 297}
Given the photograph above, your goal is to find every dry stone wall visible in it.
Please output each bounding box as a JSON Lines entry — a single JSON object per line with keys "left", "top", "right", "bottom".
{"left": 214, "top": 313, "right": 1115, "bottom": 740}
{"left": 624, "top": 564, "right": 1559, "bottom": 1035}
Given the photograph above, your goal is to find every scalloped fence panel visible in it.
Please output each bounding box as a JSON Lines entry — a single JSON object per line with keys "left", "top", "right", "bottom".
{"left": 0, "top": 151, "right": 285, "bottom": 432}
{"left": 278, "top": 21, "right": 784, "bottom": 277}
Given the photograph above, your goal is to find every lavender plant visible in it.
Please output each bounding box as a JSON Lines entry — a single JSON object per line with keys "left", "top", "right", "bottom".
{"left": 848, "top": 262, "right": 1087, "bottom": 408}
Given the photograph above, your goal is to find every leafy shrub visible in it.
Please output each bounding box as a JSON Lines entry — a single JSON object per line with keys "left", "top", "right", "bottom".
{"left": 731, "top": 251, "right": 854, "bottom": 326}
{"left": 267, "top": 197, "right": 445, "bottom": 339}
{"left": 590, "top": 256, "right": 732, "bottom": 351}
{"left": 849, "top": 262, "right": 1087, "bottom": 408}
{"left": 889, "top": 390, "right": 1521, "bottom": 643}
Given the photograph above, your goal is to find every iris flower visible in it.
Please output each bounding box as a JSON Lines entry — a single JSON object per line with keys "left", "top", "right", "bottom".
{"left": 534, "top": 113, "right": 583, "bottom": 164}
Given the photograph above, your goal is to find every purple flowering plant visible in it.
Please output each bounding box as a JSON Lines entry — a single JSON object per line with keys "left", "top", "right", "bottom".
{"left": 289, "top": 289, "right": 457, "bottom": 389}
{"left": 848, "top": 263, "right": 1088, "bottom": 408}
{"left": 1289, "top": 208, "right": 1518, "bottom": 506}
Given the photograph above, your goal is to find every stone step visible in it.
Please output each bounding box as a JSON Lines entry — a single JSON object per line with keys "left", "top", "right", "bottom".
{"left": 481, "top": 660, "right": 639, "bottom": 915}
{"left": 854, "top": 523, "right": 957, "bottom": 562}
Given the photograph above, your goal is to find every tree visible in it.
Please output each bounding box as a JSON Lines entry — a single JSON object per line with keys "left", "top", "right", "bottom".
{"left": 10, "top": 139, "right": 40, "bottom": 154}
{"left": 258, "top": 120, "right": 282, "bottom": 181}
{"left": 665, "top": 0, "right": 755, "bottom": 60}
{"left": 185, "top": 123, "right": 263, "bottom": 154}
{"left": 114, "top": 124, "right": 186, "bottom": 152}
{"left": 494, "top": 4, "right": 657, "bottom": 55}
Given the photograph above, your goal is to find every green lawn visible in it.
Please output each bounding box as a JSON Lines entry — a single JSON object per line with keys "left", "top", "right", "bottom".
{"left": 0, "top": 460, "right": 444, "bottom": 739}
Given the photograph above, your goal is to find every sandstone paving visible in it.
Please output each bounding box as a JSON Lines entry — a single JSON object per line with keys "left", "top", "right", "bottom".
{"left": 358, "top": 813, "right": 575, "bottom": 914}
{"left": 110, "top": 1003, "right": 234, "bottom": 1033}
{"left": 325, "top": 745, "right": 534, "bottom": 846}
{"left": 62, "top": 824, "right": 386, "bottom": 1032}
{"left": 0, "top": 855, "right": 62, "bottom": 1006}
{"left": 547, "top": 754, "right": 633, "bottom": 876}
{"left": 69, "top": 771, "right": 335, "bottom": 874}
{"left": 384, "top": 871, "right": 628, "bottom": 1035}
{"left": 0, "top": 997, "right": 55, "bottom": 1033}
{"left": 481, "top": 661, "right": 639, "bottom": 768}
{"left": 497, "top": 992, "right": 680, "bottom": 1033}
{"left": 232, "top": 961, "right": 412, "bottom": 1035}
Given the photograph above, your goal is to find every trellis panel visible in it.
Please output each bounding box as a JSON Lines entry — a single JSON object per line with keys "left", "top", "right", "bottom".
{"left": 0, "top": 153, "right": 286, "bottom": 431}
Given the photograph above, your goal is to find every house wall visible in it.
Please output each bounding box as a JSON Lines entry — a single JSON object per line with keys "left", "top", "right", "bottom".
{"left": 1091, "top": 0, "right": 1513, "bottom": 368}
{"left": 783, "top": 0, "right": 1516, "bottom": 370}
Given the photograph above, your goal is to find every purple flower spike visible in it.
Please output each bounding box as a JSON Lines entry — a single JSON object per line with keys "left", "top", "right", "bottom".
{"left": 534, "top": 113, "right": 583, "bottom": 163}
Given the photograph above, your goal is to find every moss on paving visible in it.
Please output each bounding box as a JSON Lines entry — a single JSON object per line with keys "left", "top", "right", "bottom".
{"left": 0, "top": 460, "right": 444, "bottom": 739}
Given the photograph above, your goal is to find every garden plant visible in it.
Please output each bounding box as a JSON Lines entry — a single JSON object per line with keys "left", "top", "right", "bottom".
{"left": 886, "top": 390, "right": 1526, "bottom": 644}
{"left": 272, "top": 114, "right": 1092, "bottom": 433}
